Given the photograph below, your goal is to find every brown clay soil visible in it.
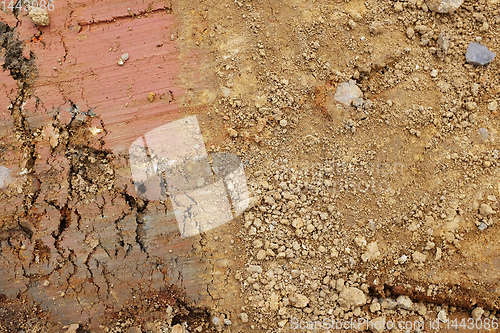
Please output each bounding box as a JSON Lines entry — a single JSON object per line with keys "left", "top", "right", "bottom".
{"left": 1, "top": 0, "right": 500, "bottom": 332}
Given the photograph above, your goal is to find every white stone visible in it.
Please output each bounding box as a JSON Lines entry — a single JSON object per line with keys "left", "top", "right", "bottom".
{"left": 362, "top": 241, "right": 381, "bottom": 262}
{"left": 412, "top": 251, "right": 427, "bottom": 263}
{"left": 292, "top": 218, "right": 304, "bottom": 229}
{"left": 29, "top": 8, "right": 50, "bottom": 26}
{"left": 293, "top": 294, "right": 309, "bottom": 308}
{"left": 488, "top": 101, "right": 498, "bottom": 112}
{"left": 370, "top": 301, "right": 381, "bottom": 312}
{"left": 438, "top": 310, "right": 448, "bottom": 322}
{"left": 396, "top": 295, "right": 413, "bottom": 310}
{"left": 334, "top": 80, "right": 363, "bottom": 107}
{"left": 338, "top": 287, "right": 366, "bottom": 309}
{"left": 65, "top": 324, "right": 80, "bottom": 333}
{"left": 426, "top": 0, "right": 463, "bottom": 13}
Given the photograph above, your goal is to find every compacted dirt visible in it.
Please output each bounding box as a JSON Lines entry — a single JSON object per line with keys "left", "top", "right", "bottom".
{"left": 1, "top": 0, "right": 500, "bottom": 332}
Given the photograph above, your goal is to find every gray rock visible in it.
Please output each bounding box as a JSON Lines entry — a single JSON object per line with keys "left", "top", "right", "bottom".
{"left": 426, "top": 0, "right": 463, "bottom": 13}
{"left": 466, "top": 42, "right": 496, "bottom": 66}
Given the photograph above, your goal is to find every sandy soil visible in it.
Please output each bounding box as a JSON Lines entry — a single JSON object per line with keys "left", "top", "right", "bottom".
{"left": 0, "top": 0, "right": 500, "bottom": 332}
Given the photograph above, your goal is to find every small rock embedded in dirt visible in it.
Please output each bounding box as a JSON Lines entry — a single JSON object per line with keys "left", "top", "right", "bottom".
{"left": 435, "top": 248, "right": 442, "bottom": 260}
{"left": 406, "top": 28, "right": 415, "bottom": 39}
{"left": 256, "top": 249, "right": 267, "bottom": 260}
{"left": 247, "top": 265, "right": 262, "bottom": 273}
{"left": 29, "top": 8, "right": 50, "bottom": 26}
{"left": 369, "top": 316, "right": 386, "bottom": 333}
{"left": 472, "top": 307, "right": 484, "bottom": 319}
{"left": 147, "top": 92, "right": 155, "bottom": 102}
{"left": 437, "top": 31, "right": 450, "bottom": 57}
{"left": 65, "top": 324, "right": 79, "bottom": 333}
{"left": 293, "top": 294, "right": 309, "bottom": 308}
{"left": 369, "top": 21, "right": 384, "bottom": 35}
{"left": 118, "top": 53, "right": 129, "bottom": 65}
{"left": 426, "top": 0, "right": 463, "bottom": 13}
{"left": 488, "top": 100, "right": 498, "bottom": 112}
{"left": 438, "top": 309, "right": 448, "bottom": 322}
{"left": 466, "top": 42, "right": 496, "bottom": 66}
{"left": 334, "top": 80, "right": 363, "bottom": 107}
{"left": 239, "top": 313, "right": 249, "bottom": 322}
{"left": 338, "top": 287, "right": 366, "bottom": 309}
{"left": 171, "top": 324, "right": 183, "bottom": 333}
{"left": 412, "top": 251, "right": 426, "bottom": 263}
{"left": 361, "top": 241, "right": 381, "bottom": 262}
{"left": 479, "top": 203, "right": 495, "bottom": 215}
{"left": 478, "top": 127, "right": 489, "bottom": 140}
{"left": 0, "top": 166, "right": 12, "bottom": 188}
{"left": 396, "top": 295, "right": 413, "bottom": 310}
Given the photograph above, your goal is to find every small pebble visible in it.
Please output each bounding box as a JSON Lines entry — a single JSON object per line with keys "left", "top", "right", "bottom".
{"left": 478, "top": 127, "right": 489, "bottom": 140}
{"left": 407, "top": 28, "right": 415, "bottom": 39}
{"left": 472, "top": 307, "right": 484, "bottom": 319}
{"left": 478, "top": 222, "right": 488, "bottom": 231}
{"left": 426, "top": 0, "right": 463, "bottom": 13}
{"left": 487, "top": 100, "right": 498, "bottom": 112}
{"left": 466, "top": 42, "right": 496, "bottom": 66}
{"left": 28, "top": 8, "right": 50, "bottom": 26}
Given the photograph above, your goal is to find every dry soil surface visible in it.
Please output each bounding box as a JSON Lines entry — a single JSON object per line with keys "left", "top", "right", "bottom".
{"left": 1, "top": 0, "right": 500, "bottom": 332}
